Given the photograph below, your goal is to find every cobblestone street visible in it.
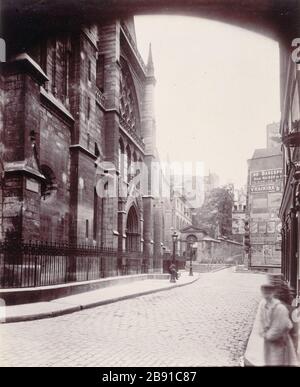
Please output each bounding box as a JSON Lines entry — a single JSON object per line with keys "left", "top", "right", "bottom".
{"left": 0, "top": 268, "right": 265, "bottom": 367}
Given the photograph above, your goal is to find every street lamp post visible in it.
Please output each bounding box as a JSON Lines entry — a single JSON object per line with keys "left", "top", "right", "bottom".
{"left": 170, "top": 231, "right": 178, "bottom": 283}
{"left": 244, "top": 220, "right": 251, "bottom": 270}
{"left": 189, "top": 242, "right": 197, "bottom": 276}
{"left": 172, "top": 231, "right": 178, "bottom": 265}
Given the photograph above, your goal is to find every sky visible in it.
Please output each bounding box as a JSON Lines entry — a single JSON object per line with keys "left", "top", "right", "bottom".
{"left": 134, "top": 15, "right": 280, "bottom": 188}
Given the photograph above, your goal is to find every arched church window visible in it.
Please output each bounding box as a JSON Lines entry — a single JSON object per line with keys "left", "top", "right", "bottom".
{"left": 96, "top": 54, "right": 105, "bottom": 92}
{"left": 135, "top": 157, "right": 143, "bottom": 190}
{"left": 131, "top": 152, "right": 137, "bottom": 179}
{"left": 119, "top": 139, "right": 125, "bottom": 176}
{"left": 126, "top": 146, "right": 131, "bottom": 183}
{"left": 119, "top": 60, "right": 140, "bottom": 134}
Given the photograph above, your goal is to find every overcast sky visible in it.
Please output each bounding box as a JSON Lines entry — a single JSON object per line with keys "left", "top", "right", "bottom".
{"left": 134, "top": 15, "right": 280, "bottom": 188}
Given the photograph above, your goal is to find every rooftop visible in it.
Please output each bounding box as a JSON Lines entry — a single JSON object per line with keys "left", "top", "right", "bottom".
{"left": 250, "top": 146, "right": 282, "bottom": 160}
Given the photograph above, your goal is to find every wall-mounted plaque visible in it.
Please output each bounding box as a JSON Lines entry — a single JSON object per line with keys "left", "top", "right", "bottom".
{"left": 26, "top": 178, "right": 40, "bottom": 193}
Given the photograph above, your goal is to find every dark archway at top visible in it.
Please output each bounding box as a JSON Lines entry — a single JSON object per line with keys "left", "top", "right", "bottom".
{"left": 1, "top": 1, "right": 299, "bottom": 44}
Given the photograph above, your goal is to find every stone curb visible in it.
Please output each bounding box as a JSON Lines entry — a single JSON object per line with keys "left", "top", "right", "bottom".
{"left": 3, "top": 276, "right": 200, "bottom": 324}
{"left": 207, "top": 265, "right": 229, "bottom": 273}
{"left": 4, "top": 305, "right": 82, "bottom": 324}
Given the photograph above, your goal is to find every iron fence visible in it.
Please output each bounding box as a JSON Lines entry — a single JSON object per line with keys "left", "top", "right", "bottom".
{"left": 162, "top": 253, "right": 187, "bottom": 273}
{"left": 121, "top": 250, "right": 152, "bottom": 275}
{"left": 0, "top": 240, "right": 118, "bottom": 288}
{"left": 0, "top": 241, "right": 161, "bottom": 289}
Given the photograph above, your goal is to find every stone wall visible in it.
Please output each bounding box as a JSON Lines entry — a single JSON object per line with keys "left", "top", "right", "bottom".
{"left": 195, "top": 239, "right": 243, "bottom": 264}
{"left": 1, "top": 58, "right": 46, "bottom": 241}
{"left": 39, "top": 105, "right": 71, "bottom": 242}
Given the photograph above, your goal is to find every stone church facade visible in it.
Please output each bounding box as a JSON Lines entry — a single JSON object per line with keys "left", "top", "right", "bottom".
{"left": 0, "top": 18, "right": 164, "bottom": 265}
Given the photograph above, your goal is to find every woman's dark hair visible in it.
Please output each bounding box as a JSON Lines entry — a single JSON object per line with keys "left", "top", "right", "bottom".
{"left": 267, "top": 274, "right": 294, "bottom": 305}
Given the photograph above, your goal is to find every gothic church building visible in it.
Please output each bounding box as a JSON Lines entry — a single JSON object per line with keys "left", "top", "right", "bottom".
{"left": 0, "top": 18, "right": 162, "bottom": 263}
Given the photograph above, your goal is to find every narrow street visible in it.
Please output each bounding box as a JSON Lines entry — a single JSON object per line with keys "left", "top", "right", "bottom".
{"left": 0, "top": 268, "right": 265, "bottom": 367}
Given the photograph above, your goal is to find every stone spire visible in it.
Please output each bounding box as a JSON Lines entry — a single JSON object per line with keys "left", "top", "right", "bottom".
{"left": 147, "top": 43, "right": 155, "bottom": 78}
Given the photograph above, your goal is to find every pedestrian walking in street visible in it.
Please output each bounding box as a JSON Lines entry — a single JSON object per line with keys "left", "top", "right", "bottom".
{"left": 169, "top": 263, "right": 178, "bottom": 282}
{"left": 267, "top": 274, "right": 299, "bottom": 353}
{"left": 258, "top": 283, "right": 299, "bottom": 366}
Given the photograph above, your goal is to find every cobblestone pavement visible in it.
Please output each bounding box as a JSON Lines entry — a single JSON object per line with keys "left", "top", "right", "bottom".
{"left": 0, "top": 268, "right": 265, "bottom": 367}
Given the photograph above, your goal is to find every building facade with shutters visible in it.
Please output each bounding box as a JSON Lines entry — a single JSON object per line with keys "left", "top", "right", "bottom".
{"left": 247, "top": 146, "right": 283, "bottom": 270}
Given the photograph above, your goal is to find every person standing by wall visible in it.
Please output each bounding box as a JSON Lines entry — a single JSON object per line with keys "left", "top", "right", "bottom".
{"left": 258, "top": 283, "right": 299, "bottom": 366}
{"left": 267, "top": 274, "right": 299, "bottom": 353}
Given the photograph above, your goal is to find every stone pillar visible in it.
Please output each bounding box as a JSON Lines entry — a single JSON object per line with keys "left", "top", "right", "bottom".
{"left": 140, "top": 45, "right": 158, "bottom": 271}
{"left": 153, "top": 199, "right": 163, "bottom": 272}
{"left": 68, "top": 30, "right": 98, "bottom": 246}
{"left": 99, "top": 21, "right": 121, "bottom": 167}
{"left": 117, "top": 197, "right": 126, "bottom": 251}
{"left": 1, "top": 54, "right": 48, "bottom": 242}
{"left": 117, "top": 196, "right": 127, "bottom": 272}
{"left": 97, "top": 21, "right": 121, "bottom": 252}
{"left": 143, "top": 195, "right": 154, "bottom": 269}
{"left": 141, "top": 44, "right": 156, "bottom": 156}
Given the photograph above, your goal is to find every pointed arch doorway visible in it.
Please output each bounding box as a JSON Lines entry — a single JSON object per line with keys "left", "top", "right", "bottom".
{"left": 126, "top": 206, "right": 140, "bottom": 251}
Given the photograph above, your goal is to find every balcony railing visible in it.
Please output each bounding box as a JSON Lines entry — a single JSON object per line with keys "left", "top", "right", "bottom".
{"left": 95, "top": 87, "right": 106, "bottom": 108}
{"left": 119, "top": 116, "right": 145, "bottom": 151}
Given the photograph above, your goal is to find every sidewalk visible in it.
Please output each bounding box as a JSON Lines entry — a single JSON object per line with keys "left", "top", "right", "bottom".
{"left": 1, "top": 271, "right": 199, "bottom": 324}
{"left": 243, "top": 305, "right": 265, "bottom": 366}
